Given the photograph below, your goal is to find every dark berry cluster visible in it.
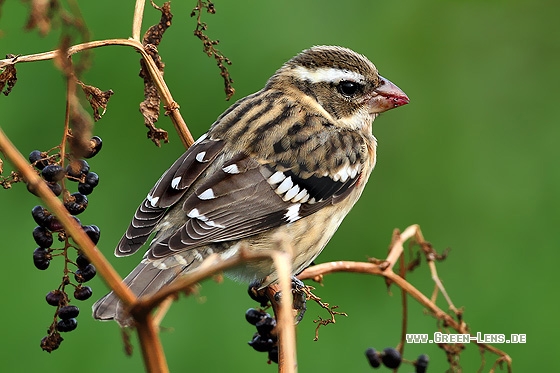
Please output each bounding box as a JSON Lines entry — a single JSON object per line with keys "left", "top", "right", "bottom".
{"left": 27, "top": 137, "right": 103, "bottom": 352}
{"left": 246, "top": 308, "right": 279, "bottom": 364}
{"left": 365, "top": 347, "right": 429, "bottom": 372}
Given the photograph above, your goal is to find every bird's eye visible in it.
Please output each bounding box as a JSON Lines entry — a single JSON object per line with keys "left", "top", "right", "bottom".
{"left": 338, "top": 81, "right": 361, "bottom": 97}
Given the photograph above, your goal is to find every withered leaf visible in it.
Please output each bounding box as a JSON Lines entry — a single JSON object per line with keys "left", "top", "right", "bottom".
{"left": 77, "top": 80, "right": 114, "bottom": 121}
{"left": 138, "top": 1, "right": 173, "bottom": 147}
{"left": 68, "top": 100, "right": 93, "bottom": 159}
{"left": 191, "top": 1, "right": 235, "bottom": 100}
{"left": 0, "top": 54, "right": 18, "bottom": 96}
{"left": 23, "top": 0, "right": 58, "bottom": 36}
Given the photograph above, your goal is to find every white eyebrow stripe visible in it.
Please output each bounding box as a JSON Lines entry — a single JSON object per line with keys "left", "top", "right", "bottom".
{"left": 292, "top": 66, "right": 365, "bottom": 84}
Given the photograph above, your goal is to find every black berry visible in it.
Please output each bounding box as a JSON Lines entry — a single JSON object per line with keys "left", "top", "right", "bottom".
{"left": 76, "top": 253, "right": 90, "bottom": 269}
{"left": 245, "top": 308, "right": 268, "bottom": 325}
{"left": 64, "top": 193, "right": 88, "bottom": 215}
{"left": 66, "top": 159, "right": 90, "bottom": 179}
{"left": 57, "top": 318, "right": 77, "bottom": 332}
{"left": 33, "top": 247, "right": 51, "bottom": 270}
{"left": 381, "top": 347, "right": 401, "bottom": 369}
{"left": 58, "top": 305, "right": 80, "bottom": 319}
{"left": 41, "top": 164, "right": 65, "bottom": 182}
{"left": 268, "top": 345, "right": 279, "bottom": 364}
{"left": 365, "top": 348, "right": 381, "bottom": 368}
{"left": 47, "top": 182, "right": 62, "bottom": 196}
{"left": 33, "top": 226, "right": 53, "bottom": 248}
{"left": 248, "top": 281, "right": 269, "bottom": 307}
{"left": 40, "top": 333, "right": 63, "bottom": 352}
{"left": 74, "top": 286, "right": 93, "bottom": 301}
{"left": 84, "top": 136, "right": 103, "bottom": 158}
{"left": 256, "top": 316, "right": 276, "bottom": 337}
{"left": 248, "top": 333, "right": 274, "bottom": 352}
{"left": 75, "top": 264, "right": 96, "bottom": 283}
{"left": 46, "top": 290, "right": 65, "bottom": 306}
{"left": 82, "top": 225, "right": 100, "bottom": 244}
{"left": 415, "top": 354, "right": 429, "bottom": 373}
{"left": 78, "top": 182, "right": 94, "bottom": 195}
{"left": 32, "top": 205, "right": 52, "bottom": 227}
{"left": 29, "top": 150, "right": 48, "bottom": 170}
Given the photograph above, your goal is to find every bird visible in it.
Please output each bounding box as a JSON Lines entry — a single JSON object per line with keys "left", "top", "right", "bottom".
{"left": 92, "top": 45, "right": 409, "bottom": 326}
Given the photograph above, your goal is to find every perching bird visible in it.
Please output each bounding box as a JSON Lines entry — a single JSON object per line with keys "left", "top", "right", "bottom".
{"left": 93, "top": 46, "right": 409, "bottom": 325}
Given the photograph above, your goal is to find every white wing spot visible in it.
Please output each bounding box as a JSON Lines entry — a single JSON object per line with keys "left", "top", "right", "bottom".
{"left": 198, "top": 188, "right": 216, "bottom": 200}
{"left": 222, "top": 164, "right": 240, "bottom": 174}
{"left": 267, "top": 171, "right": 286, "bottom": 185}
{"left": 192, "top": 132, "right": 208, "bottom": 146}
{"left": 284, "top": 203, "right": 302, "bottom": 223}
{"left": 276, "top": 176, "right": 293, "bottom": 194}
{"left": 292, "top": 188, "right": 309, "bottom": 203}
{"left": 154, "top": 261, "right": 168, "bottom": 270}
{"left": 188, "top": 208, "right": 205, "bottom": 220}
{"left": 192, "top": 249, "right": 204, "bottom": 262}
{"left": 283, "top": 184, "right": 300, "bottom": 201}
{"left": 195, "top": 151, "right": 207, "bottom": 162}
{"left": 147, "top": 194, "right": 159, "bottom": 207}
{"left": 171, "top": 176, "right": 181, "bottom": 189}
{"left": 206, "top": 220, "right": 226, "bottom": 229}
{"left": 174, "top": 254, "right": 188, "bottom": 265}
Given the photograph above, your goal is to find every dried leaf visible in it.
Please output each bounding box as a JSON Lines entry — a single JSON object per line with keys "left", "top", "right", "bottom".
{"left": 23, "top": 0, "right": 59, "bottom": 36}
{"left": 138, "top": 1, "right": 173, "bottom": 147}
{"left": 191, "top": 0, "right": 235, "bottom": 100}
{"left": 68, "top": 98, "right": 93, "bottom": 159}
{"left": 77, "top": 80, "right": 114, "bottom": 121}
{"left": 0, "top": 54, "right": 18, "bottom": 96}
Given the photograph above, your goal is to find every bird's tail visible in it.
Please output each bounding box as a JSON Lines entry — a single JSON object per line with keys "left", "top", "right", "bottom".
{"left": 92, "top": 260, "right": 189, "bottom": 326}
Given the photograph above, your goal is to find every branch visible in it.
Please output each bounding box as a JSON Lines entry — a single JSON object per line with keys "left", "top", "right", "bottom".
{"left": 0, "top": 38, "right": 194, "bottom": 149}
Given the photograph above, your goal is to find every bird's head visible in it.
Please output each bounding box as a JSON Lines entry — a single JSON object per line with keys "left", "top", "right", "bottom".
{"left": 268, "top": 45, "right": 409, "bottom": 130}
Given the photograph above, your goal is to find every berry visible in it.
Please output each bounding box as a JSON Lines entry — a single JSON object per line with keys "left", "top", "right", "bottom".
{"left": 64, "top": 193, "right": 88, "bottom": 215}
{"left": 245, "top": 308, "right": 268, "bottom": 325}
{"left": 78, "top": 182, "right": 94, "bottom": 195}
{"left": 58, "top": 305, "right": 80, "bottom": 319}
{"left": 29, "top": 150, "right": 48, "bottom": 170}
{"left": 74, "top": 286, "right": 93, "bottom": 301}
{"left": 84, "top": 136, "right": 102, "bottom": 158}
{"left": 76, "top": 253, "right": 90, "bottom": 269}
{"left": 415, "top": 354, "right": 429, "bottom": 373}
{"left": 41, "top": 164, "right": 65, "bottom": 182}
{"left": 381, "top": 347, "right": 401, "bottom": 369}
{"left": 66, "top": 159, "right": 90, "bottom": 179}
{"left": 48, "top": 217, "right": 64, "bottom": 232}
{"left": 40, "top": 333, "right": 63, "bottom": 352}
{"left": 82, "top": 225, "right": 100, "bottom": 244}
{"left": 75, "top": 264, "right": 96, "bottom": 283}
{"left": 248, "top": 333, "right": 274, "bottom": 352}
{"left": 33, "top": 226, "right": 53, "bottom": 248}
{"left": 32, "top": 205, "right": 52, "bottom": 227}
{"left": 268, "top": 345, "right": 279, "bottom": 364}
{"left": 248, "top": 281, "right": 269, "bottom": 307}
{"left": 46, "top": 290, "right": 65, "bottom": 306}
{"left": 256, "top": 316, "right": 276, "bottom": 337}
{"left": 47, "top": 182, "right": 62, "bottom": 196}
{"left": 33, "top": 247, "right": 51, "bottom": 270}
{"left": 84, "top": 171, "right": 99, "bottom": 187}
{"left": 365, "top": 348, "right": 381, "bottom": 368}
{"left": 57, "top": 318, "right": 77, "bottom": 332}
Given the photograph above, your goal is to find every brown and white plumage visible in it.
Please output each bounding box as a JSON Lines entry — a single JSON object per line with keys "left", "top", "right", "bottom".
{"left": 92, "top": 46, "right": 409, "bottom": 325}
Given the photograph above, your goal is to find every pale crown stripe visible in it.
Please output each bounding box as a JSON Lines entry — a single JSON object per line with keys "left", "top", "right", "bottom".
{"left": 292, "top": 66, "right": 365, "bottom": 84}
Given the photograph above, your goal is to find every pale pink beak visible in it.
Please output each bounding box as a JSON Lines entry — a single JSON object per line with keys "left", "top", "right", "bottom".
{"left": 368, "top": 75, "right": 409, "bottom": 114}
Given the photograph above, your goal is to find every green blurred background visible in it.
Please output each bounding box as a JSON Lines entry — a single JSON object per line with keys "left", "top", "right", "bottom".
{"left": 1, "top": 0, "right": 558, "bottom": 371}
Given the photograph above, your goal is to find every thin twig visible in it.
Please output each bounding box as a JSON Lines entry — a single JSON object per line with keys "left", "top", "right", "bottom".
{"left": 0, "top": 38, "right": 194, "bottom": 149}
{"left": 132, "top": 0, "right": 146, "bottom": 41}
